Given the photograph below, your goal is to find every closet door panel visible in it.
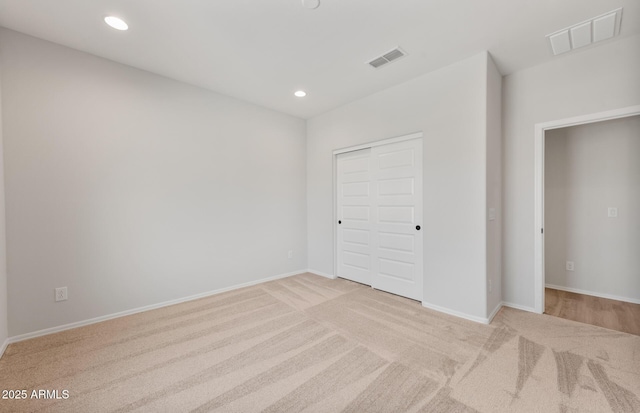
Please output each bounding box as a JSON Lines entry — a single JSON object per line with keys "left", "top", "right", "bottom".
{"left": 336, "top": 149, "right": 373, "bottom": 285}
{"left": 371, "top": 139, "right": 423, "bottom": 301}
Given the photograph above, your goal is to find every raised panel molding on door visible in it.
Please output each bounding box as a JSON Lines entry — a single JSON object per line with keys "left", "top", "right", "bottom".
{"left": 371, "top": 139, "right": 423, "bottom": 300}
{"left": 336, "top": 148, "right": 373, "bottom": 285}
{"left": 335, "top": 135, "right": 423, "bottom": 301}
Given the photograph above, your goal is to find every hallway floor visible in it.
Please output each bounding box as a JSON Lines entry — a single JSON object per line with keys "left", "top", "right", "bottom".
{"left": 545, "top": 287, "right": 640, "bottom": 336}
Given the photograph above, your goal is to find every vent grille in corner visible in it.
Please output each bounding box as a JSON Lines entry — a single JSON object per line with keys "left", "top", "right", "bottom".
{"left": 367, "top": 47, "right": 406, "bottom": 69}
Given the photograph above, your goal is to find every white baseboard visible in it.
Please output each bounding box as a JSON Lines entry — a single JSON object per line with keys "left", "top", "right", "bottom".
{"left": 487, "top": 302, "right": 503, "bottom": 324}
{"left": 502, "top": 301, "right": 537, "bottom": 313}
{"left": 6, "top": 269, "right": 306, "bottom": 345}
{"left": 0, "top": 337, "right": 8, "bottom": 360}
{"left": 306, "top": 269, "right": 336, "bottom": 279}
{"left": 421, "top": 301, "right": 491, "bottom": 325}
{"left": 546, "top": 284, "right": 640, "bottom": 305}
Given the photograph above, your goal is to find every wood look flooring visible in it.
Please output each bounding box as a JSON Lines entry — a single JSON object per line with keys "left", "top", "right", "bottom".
{"left": 545, "top": 287, "right": 640, "bottom": 336}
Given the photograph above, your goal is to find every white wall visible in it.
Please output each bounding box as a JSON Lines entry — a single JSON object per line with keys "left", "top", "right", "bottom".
{"left": 545, "top": 116, "right": 640, "bottom": 302}
{"left": 544, "top": 130, "right": 568, "bottom": 297}
{"left": 307, "top": 52, "right": 491, "bottom": 320}
{"left": 0, "top": 38, "right": 8, "bottom": 352}
{"left": 503, "top": 34, "right": 640, "bottom": 309}
{"left": 0, "top": 29, "right": 307, "bottom": 337}
{"left": 486, "top": 55, "right": 502, "bottom": 317}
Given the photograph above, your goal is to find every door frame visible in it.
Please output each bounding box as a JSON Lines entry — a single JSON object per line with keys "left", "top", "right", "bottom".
{"left": 533, "top": 105, "right": 640, "bottom": 314}
{"left": 332, "top": 131, "right": 423, "bottom": 283}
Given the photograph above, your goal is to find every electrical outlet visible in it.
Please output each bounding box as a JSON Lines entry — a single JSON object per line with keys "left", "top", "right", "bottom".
{"left": 288, "top": 250, "right": 293, "bottom": 259}
{"left": 608, "top": 207, "right": 618, "bottom": 218}
{"left": 55, "top": 287, "right": 68, "bottom": 302}
{"left": 566, "top": 261, "right": 574, "bottom": 271}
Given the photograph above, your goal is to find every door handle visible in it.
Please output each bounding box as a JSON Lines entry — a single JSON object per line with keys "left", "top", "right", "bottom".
{"left": 416, "top": 225, "right": 421, "bottom": 230}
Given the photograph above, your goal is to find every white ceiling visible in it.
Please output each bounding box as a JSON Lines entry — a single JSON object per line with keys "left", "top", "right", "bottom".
{"left": 0, "top": 0, "right": 638, "bottom": 119}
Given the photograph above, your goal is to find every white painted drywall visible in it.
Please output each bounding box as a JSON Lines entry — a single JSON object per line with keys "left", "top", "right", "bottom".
{"left": 0, "top": 42, "right": 8, "bottom": 350}
{"left": 0, "top": 29, "right": 307, "bottom": 336}
{"left": 545, "top": 116, "right": 640, "bottom": 302}
{"left": 307, "top": 52, "right": 490, "bottom": 320}
{"left": 503, "top": 34, "right": 640, "bottom": 309}
{"left": 544, "top": 130, "right": 568, "bottom": 297}
{"left": 486, "top": 55, "right": 502, "bottom": 317}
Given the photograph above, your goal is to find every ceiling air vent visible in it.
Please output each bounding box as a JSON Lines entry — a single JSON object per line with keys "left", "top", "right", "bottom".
{"left": 547, "top": 8, "right": 623, "bottom": 56}
{"left": 367, "top": 47, "right": 407, "bottom": 69}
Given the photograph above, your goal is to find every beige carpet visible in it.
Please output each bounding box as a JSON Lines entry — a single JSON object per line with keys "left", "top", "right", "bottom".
{"left": 1, "top": 273, "right": 639, "bottom": 412}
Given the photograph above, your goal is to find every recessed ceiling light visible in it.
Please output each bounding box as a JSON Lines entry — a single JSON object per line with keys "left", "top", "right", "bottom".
{"left": 104, "top": 16, "right": 129, "bottom": 31}
{"left": 294, "top": 91, "right": 307, "bottom": 97}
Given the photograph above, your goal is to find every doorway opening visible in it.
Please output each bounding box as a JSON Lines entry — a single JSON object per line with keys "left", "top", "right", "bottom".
{"left": 534, "top": 106, "right": 640, "bottom": 334}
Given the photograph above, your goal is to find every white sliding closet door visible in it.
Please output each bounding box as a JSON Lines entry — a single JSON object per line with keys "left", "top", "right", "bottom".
{"left": 336, "top": 138, "right": 423, "bottom": 301}
{"left": 370, "top": 139, "right": 423, "bottom": 300}
{"left": 336, "top": 148, "right": 373, "bottom": 286}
